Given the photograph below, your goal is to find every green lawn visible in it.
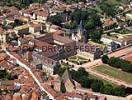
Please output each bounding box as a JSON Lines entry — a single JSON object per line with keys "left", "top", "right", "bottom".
{"left": 69, "top": 56, "right": 88, "bottom": 60}
{"left": 94, "top": 65, "right": 132, "bottom": 84}
{"left": 68, "top": 56, "right": 89, "bottom": 65}
{"left": 61, "top": 62, "right": 72, "bottom": 68}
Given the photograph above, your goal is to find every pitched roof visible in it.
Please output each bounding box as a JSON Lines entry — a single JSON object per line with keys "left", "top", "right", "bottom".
{"left": 13, "top": 93, "right": 22, "bottom": 100}
{"left": 61, "top": 69, "right": 73, "bottom": 83}
{"left": 34, "top": 9, "right": 49, "bottom": 17}
{"left": 31, "top": 91, "right": 39, "bottom": 100}
{"left": 53, "top": 34, "right": 74, "bottom": 44}
{"left": 103, "top": 19, "right": 116, "bottom": 26}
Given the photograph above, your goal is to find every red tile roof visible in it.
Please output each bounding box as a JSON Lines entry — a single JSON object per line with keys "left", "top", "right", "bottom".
{"left": 0, "top": 53, "right": 8, "bottom": 62}
{"left": 34, "top": 9, "right": 49, "bottom": 17}
{"left": 53, "top": 34, "right": 74, "bottom": 44}
{"left": 5, "top": 94, "right": 13, "bottom": 100}
{"left": 31, "top": 91, "right": 39, "bottom": 100}
{"left": 13, "top": 93, "right": 22, "bottom": 100}
{"left": 98, "top": 96, "right": 106, "bottom": 100}
{"left": 126, "top": 56, "right": 132, "bottom": 62}
{"left": 103, "top": 19, "right": 115, "bottom": 26}
{"left": 42, "top": 83, "right": 58, "bottom": 97}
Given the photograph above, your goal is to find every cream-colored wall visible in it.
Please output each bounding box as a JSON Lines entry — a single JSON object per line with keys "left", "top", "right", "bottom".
{"left": 0, "top": 34, "right": 6, "bottom": 44}
{"left": 101, "top": 37, "right": 113, "bottom": 45}
{"left": 37, "top": 15, "right": 47, "bottom": 21}
{"left": 42, "top": 65, "right": 53, "bottom": 75}
{"left": 126, "top": 13, "right": 132, "bottom": 20}
{"left": 29, "top": 27, "right": 41, "bottom": 33}
{"left": 54, "top": 40, "right": 64, "bottom": 45}
{"left": 77, "top": 51, "right": 94, "bottom": 61}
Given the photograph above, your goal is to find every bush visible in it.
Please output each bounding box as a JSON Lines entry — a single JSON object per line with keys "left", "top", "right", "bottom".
{"left": 79, "top": 76, "right": 91, "bottom": 88}
{"left": 113, "top": 86, "right": 126, "bottom": 97}
{"left": 60, "top": 81, "right": 66, "bottom": 93}
{"left": 101, "top": 55, "right": 109, "bottom": 64}
{"left": 100, "top": 84, "right": 114, "bottom": 95}
{"left": 91, "top": 80, "right": 104, "bottom": 92}
{"left": 0, "top": 69, "right": 11, "bottom": 79}
{"left": 108, "top": 57, "right": 132, "bottom": 73}
{"left": 53, "top": 64, "right": 61, "bottom": 75}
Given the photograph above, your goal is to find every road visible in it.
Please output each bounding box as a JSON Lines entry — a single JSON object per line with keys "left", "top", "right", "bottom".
{"left": 2, "top": 47, "right": 54, "bottom": 100}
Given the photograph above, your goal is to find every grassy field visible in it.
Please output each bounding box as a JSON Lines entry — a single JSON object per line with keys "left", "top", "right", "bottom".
{"left": 93, "top": 65, "right": 132, "bottom": 84}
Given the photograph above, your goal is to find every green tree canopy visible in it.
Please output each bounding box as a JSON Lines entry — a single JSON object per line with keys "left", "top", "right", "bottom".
{"left": 100, "top": 84, "right": 114, "bottom": 95}
{"left": 99, "top": 2, "right": 117, "bottom": 17}
{"left": 48, "top": 13, "right": 64, "bottom": 26}
{"left": 91, "top": 79, "right": 104, "bottom": 92}
{"left": 101, "top": 55, "right": 109, "bottom": 64}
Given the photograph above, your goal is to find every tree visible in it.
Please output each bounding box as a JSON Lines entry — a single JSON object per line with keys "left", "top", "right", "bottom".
{"left": 108, "top": 57, "right": 132, "bottom": 73}
{"left": 121, "top": 62, "right": 132, "bottom": 73}
{"left": 33, "top": 0, "right": 47, "bottom": 3}
{"left": 78, "top": 76, "right": 91, "bottom": 88}
{"left": 91, "top": 80, "right": 104, "bottom": 92}
{"left": 70, "top": 68, "right": 90, "bottom": 87}
{"left": 70, "top": 8, "right": 102, "bottom": 42}
{"left": 71, "top": 9, "right": 82, "bottom": 24}
{"left": 58, "top": 67, "right": 67, "bottom": 76}
{"left": 60, "top": 81, "right": 66, "bottom": 93}
{"left": 64, "top": 22, "right": 77, "bottom": 29}
{"left": 53, "top": 64, "right": 61, "bottom": 75}
{"left": 13, "top": 19, "right": 23, "bottom": 27}
{"left": 100, "top": 84, "right": 114, "bottom": 95}
{"left": 84, "top": 19, "right": 95, "bottom": 30}
{"left": 113, "top": 86, "right": 126, "bottom": 96}
{"left": 77, "top": 67, "right": 89, "bottom": 77}
{"left": 88, "top": 30, "right": 102, "bottom": 42}
{"left": 82, "top": 78, "right": 91, "bottom": 88}
{"left": 48, "top": 13, "right": 64, "bottom": 26}
{"left": 62, "top": 0, "right": 86, "bottom": 4}
{"left": 0, "top": 69, "right": 11, "bottom": 79}
{"left": 101, "top": 55, "right": 109, "bottom": 64}
{"left": 21, "top": 0, "right": 31, "bottom": 6}
{"left": 99, "top": 2, "right": 117, "bottom": 17}
{"left": 108, "top": 57, "right": 121, "bottom": 68}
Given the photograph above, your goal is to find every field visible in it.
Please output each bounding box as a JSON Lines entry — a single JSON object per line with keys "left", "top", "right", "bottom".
{"left": 93, "top": 65, "right": 132, "bottom": 84}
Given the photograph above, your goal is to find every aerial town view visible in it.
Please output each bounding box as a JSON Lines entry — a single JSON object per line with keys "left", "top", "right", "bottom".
{"left": 0, "top": 0, "right": 132, "bottom": 100}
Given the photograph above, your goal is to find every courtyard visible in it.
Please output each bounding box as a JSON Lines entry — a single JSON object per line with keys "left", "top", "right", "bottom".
{"left": 68, "top": 55, "right": 90, "bottom": 65}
